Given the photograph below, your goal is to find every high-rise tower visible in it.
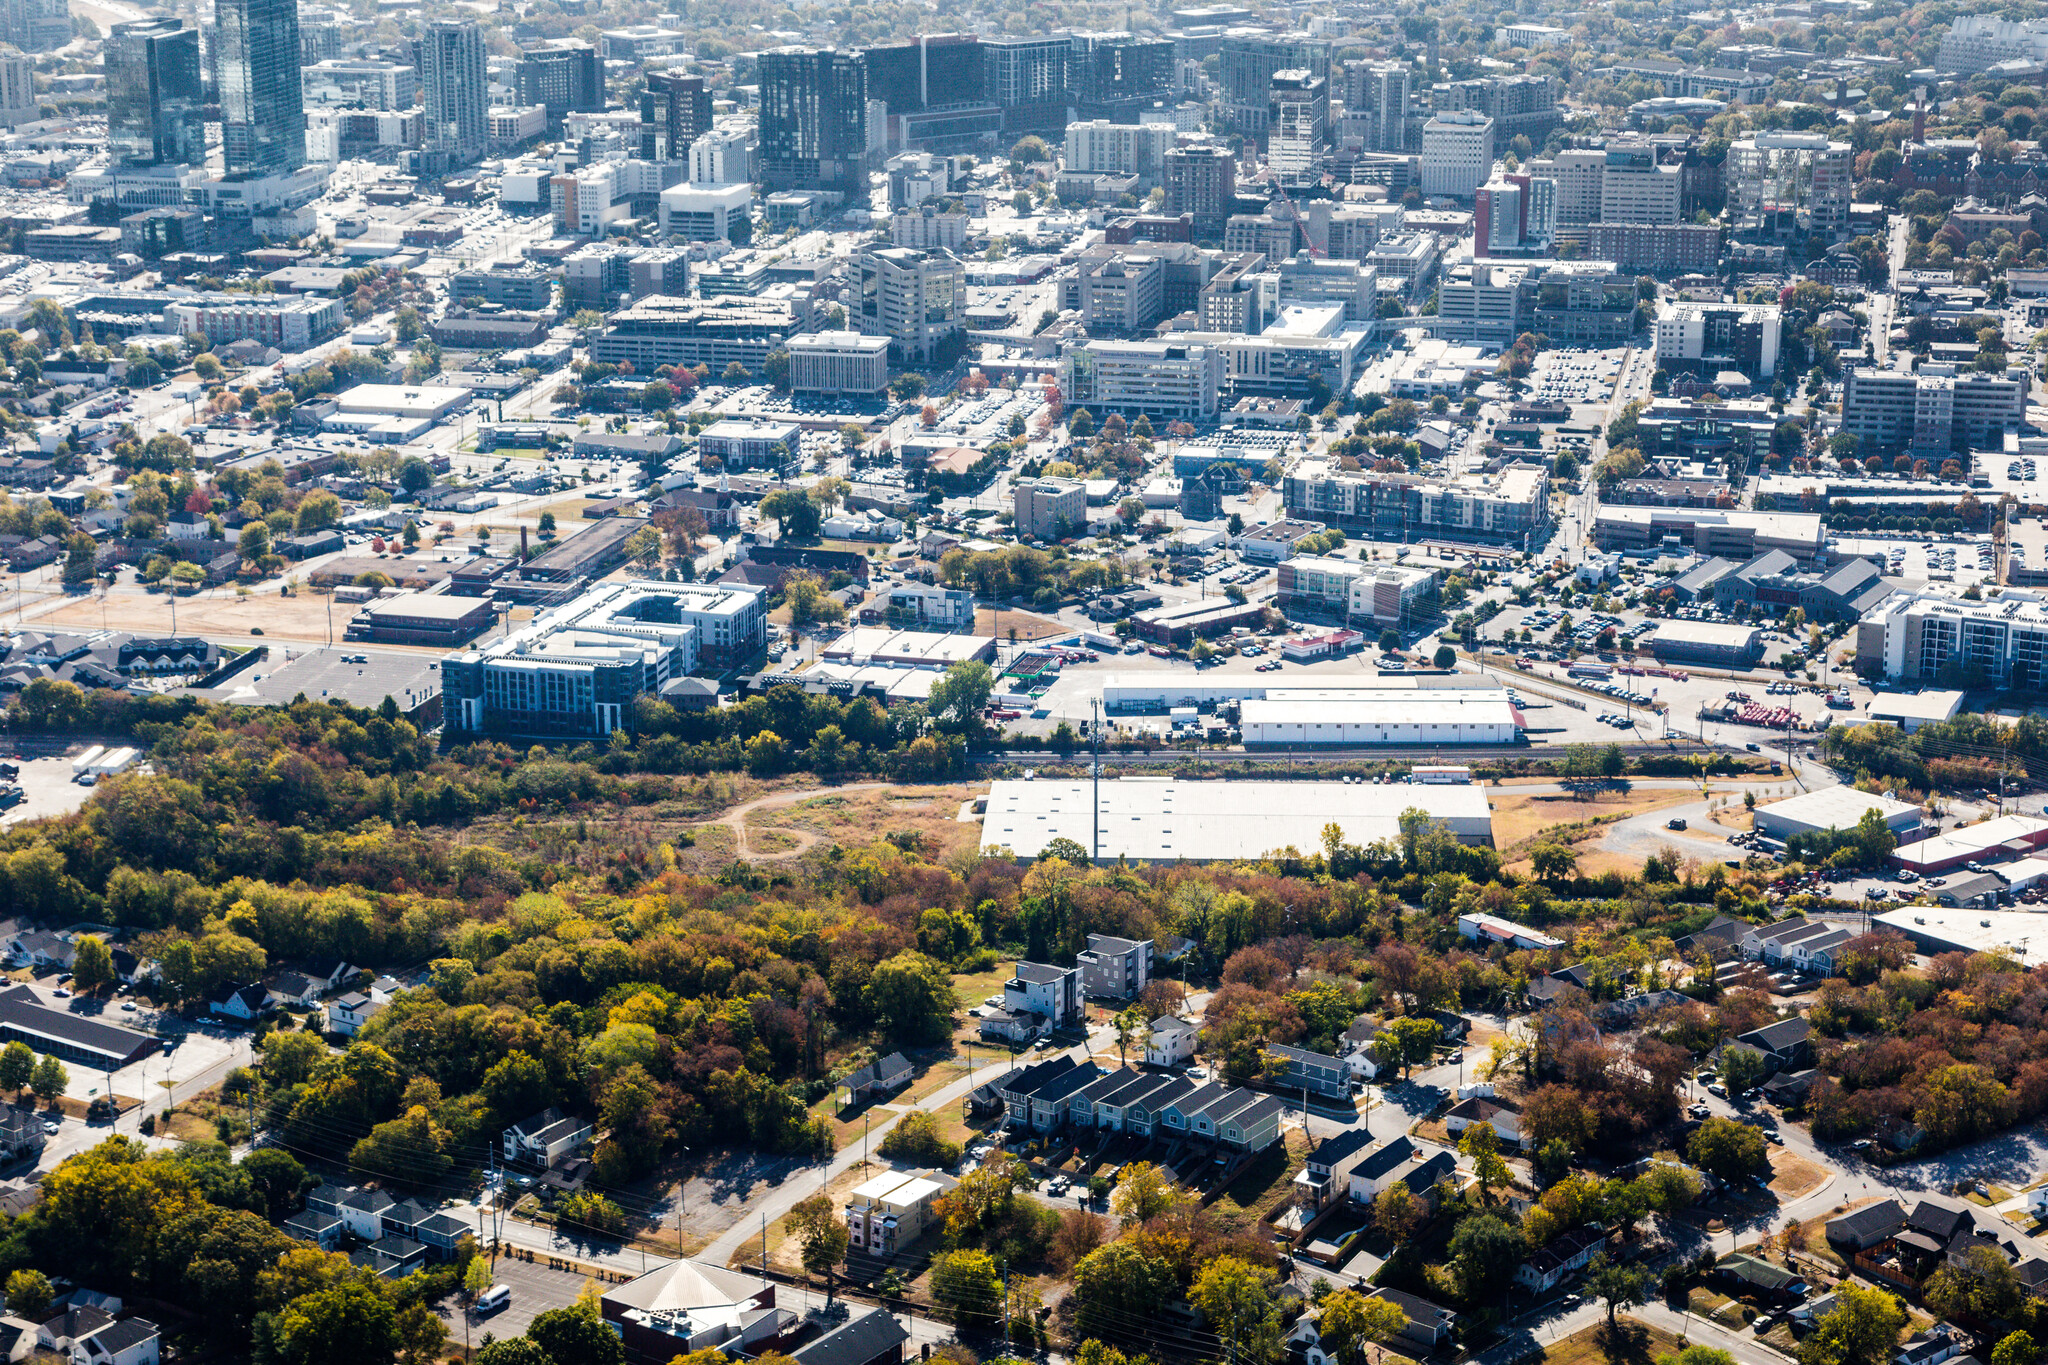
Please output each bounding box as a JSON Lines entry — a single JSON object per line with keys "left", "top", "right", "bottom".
{"left": 108, "top": 19, "right": 204, "bottom": 165}
{"left": 420, "top": 19, "right": 488, "bottom": 168}
{"left": 217, "top": 0, "right": 304, "bottom": 174}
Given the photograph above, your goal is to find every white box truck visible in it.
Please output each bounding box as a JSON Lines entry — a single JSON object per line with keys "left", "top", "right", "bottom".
{"left": 70, "top": 746, "right": 104, "bottom": 778}
{"left": 91, "top": 747, "right": 137, "bottom": 778}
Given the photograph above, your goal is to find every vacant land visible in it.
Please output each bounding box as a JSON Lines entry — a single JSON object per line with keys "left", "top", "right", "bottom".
{"left": 1489, "top": 787, "right": 1698, "bottom": 850}
{"left": 41, "top": 584, "right": 364, "bottom": 646}
{"left": 1768, "top": 1148, "right": 1830, "bottom": 1201}
{"left": 1543, "top": 1320, "right": 1685, "bottom": 1365}
{"left": 976, "top": 606, "right": 1071, "bottom": 641}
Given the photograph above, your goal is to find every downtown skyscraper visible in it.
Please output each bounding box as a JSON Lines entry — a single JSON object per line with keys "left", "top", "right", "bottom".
{"left": 107, "top": 18, "right": 204, "bottom": 166}
{"left": 217, "top": 0, "right": 304, "bottom": 174}
{"left": 758, "top": 47, "right": 870, "bottom": 202}
{"left": 420, "top": 19, "right": 488, "bottom": 169}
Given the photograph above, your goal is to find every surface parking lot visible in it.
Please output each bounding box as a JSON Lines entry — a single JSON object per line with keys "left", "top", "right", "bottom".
{"left": 434, "top": 1255, "right": 592, "bottom": 1344}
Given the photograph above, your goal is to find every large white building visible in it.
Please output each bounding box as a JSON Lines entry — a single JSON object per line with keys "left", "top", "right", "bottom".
{"left": 1239, "top": 687, "right": 1522, "bottom": 745}
{"left": 786, "top": 330, "right": 891, "bottom": 397}
{"left": 687, "top": 128, "right": 752, "bottom": 185}
{"left": 1854, "top": 589, "right": 2048, "bottom": 688}
{"left": 981, "top": 779, "right": 1495, "bottom": 861}
{"left": 890, "top": 206, "right": 969, "bottom": 250}
{"left": 657, "top": 182, "right": 753, "bottom": 241}
{"left": 1420, "top": 110, "right": 1494, "bottom": 199}
{"left": 856, "top": 247, "right": 964, "bottom": 363}
{"left": 1598, "top": 144, "right": 1681, "bottom": 225}
{"left": 166, "top": 296, "right": 345, "bottom": 350}
{"left": 1064, "top": 119, "right": 1178, "bottom": 180}
{"left": 1653, "top": 301, "right": 1782, "bottom": 379}
{"left": 1841, "top": 360, "right": 2028, "bottom": 455}
{"left": 1937, "top": 16, "right": 2048, "bottom": 73}
{"left": 1523, "top": 147, "right": 1605, "bottom": 225}
{"left": 1060, "top": 339, "right": 1226, "bottom": 421}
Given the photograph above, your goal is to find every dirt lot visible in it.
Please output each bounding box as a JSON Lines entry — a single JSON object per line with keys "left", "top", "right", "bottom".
{"left": 1768, "top": 1148, "right": 1831, "bottom": 1200}
{"left": 38, "top": 583, "right": 404, "bottom": 648}
{"left": 742, "top": 784, "right": 987, "bottom": 862}
{"left": 976, "top": 607, "right": 1071, "bottom": 642}
{"left": 1489, "top": 786, "right": 1700, "bottom": 849}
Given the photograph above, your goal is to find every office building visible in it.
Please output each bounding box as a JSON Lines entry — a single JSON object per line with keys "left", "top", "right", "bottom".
{"left": 1727, "top": 131, "right": 1852, "bottom": 241}
{"left": 689, "top": 129, "right": 751, "bottom": 186}
{"left": 587, "top": 296, "right": 792, "bottom": 372}
{"left": 420, "top": 20, "right": 488, "bottom": 168}
{"left": 1420, "top": 111, "right": 1493, "bottom": 199}
{"left": 562, "top": 242, "right": 689, "bottom": 310}
{"left": 983, "top": 36, "right": 1067, "bottom": 134}
{"left": 1653, "top": 301, "right": 1781, "bottom": 379}
{"left": 1060, "top": 339, "right": 1225, "bottom": 421}
{"left": 108, "top": 20, "right": 204, "bottom": 168}
{"left": 656, "top": 182, "right": 752, "bottom": 241}
{"left": 1524, "top": 147, "right": 1605, "bottom": 225}
{"left": 639, "top": 71, "right": 712, "bottom": 161}
{"left": 217, "top": 0, "right": 305, "bottom": 174}
{"left": 303, "top": 58, "right": 417, "bottom": 111}
{"left": 1066, "top": 31, "right": 1173, "bottom": 122}
{"left": 1841, "top": 361, "right": 2027, "bottom": 455}
{"left": 856, "top": 247, "right": 963, "bottom": 363}
{"left": 1163, "top": 145, "right": 1235, "bottom": 228}
{"left": 758, "top": 47, "right": 869, "bottom": 201}
{"left": 1345, "top": 61, "right": 1411, "bottom": 152}
{"left": 1276, "top": 253, "right": 1377, "bottom": 321}
{"left": 787, "top": 330, "right": 892, "bottom": 397}
{"left": 1219, "top": 30, "right": 1330, "bottom": 134}
{"left": 445, "top": 581, "right": 766, "bottom": 738}
{"left": 1435, "top": 74, "right": 1561, "bottom": 143}
{"left": 518, "top": 42, "right": 601, "bottom": 122}
{"left": 1599, "top": 143, "right": 1682, "bottom": 225}
{"left": 1269, "top": 69, "right": 1326, "bottom": 185}
{"left": 1014, "top": 476, "right": 1087, "bottom": 540}
{"left": 1065, "top": 119, "right": 1177, "bottom": 181}
{"left": 0, "top": 0, "right": 69, "bottom": 53}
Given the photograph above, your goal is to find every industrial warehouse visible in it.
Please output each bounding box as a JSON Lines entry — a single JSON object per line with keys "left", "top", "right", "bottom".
{"left": 979, "top": 779, "right": 1495, "bottom": 861}
{"left": 1239, "top": 688, "right": 1523, "bottom": 745}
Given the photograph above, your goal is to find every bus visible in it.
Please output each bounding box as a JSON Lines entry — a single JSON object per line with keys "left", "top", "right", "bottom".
{"left": 1568, "top": 662, "right": 1614, "bottom": 680}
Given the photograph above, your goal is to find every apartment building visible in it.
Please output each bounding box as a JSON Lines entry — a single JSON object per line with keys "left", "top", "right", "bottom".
{"left": 1077, "top": 934, "right": 1153, "bottom": 999}
{"left": 1003, "top": 960, "right": 1082, "bottom": 1027}
{"left": 1856, "top": 590, "right": 2048, "bottom": 686}
{"left": 1598, "top": 144, "right": 1682, "bottom": 225}
{"left": 1654, "top": 301, "right": 1781, "bottom": 379}
{"left": 1841, "top": 361, "right": 2027, "bottom": 454}
{"left": 1420, "top": 110, "right": 1493, "bottom": 199}
{"left": 844, "top": 1171, "right": 948, "bottom": 1259}
{"left": 1284, "top": 461, "right": 1549, "bottom": 547}
{"left": 1065, "top": 119, "right": 1178, "bottom": 180}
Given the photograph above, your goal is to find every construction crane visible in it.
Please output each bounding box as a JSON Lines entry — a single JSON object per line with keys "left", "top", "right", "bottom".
{"left": 1267, "top": 172, "right": 1324, "bottom": 257}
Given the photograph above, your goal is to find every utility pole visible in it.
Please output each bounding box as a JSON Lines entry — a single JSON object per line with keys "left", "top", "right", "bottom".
{"left": 1091, "top": 696, "right": 1102, "bottom": 861}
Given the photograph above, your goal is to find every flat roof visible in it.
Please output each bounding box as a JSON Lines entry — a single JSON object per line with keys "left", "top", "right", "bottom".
{"left": 358, "top": 594, "right": 492, "bottom": 621}
{"left": 982, "top": 779, "right": 1493, "bottom": 861}
{"left": 1753, "top": 786, "right": 1921, "bottom": 832}
{"left": 190, "top": 648, "right": 441, "bottom": 712}
{"left": 0, "top": 986, "right": 158, "bottom": 1066}
{"left": 1870, "top": 690, "right": 1965, "bottom": 723}
{"left": 820, "top": 628, "right": 994, "bottom": 665}
{"left": 1895, "top": 815, "right": 2048, "bottom": 869}
{"left": 1241, "top": 696, "right": 1519, "bottom": 725}
{"left": 1873, "top": 906, "right": 2048, "bottom": 959}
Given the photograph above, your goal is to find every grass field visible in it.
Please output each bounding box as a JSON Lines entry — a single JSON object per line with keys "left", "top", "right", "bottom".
{"left": 1207, "top": 1128, "right": 1310, "bottom": 1235}
{"left": 1489, "top": 787, "right": 1700, "bottom": 849}
{"left": 756, "top": 785, "right": 988, "bottom": 861}
{"left": 1768, "top": 1148, "right": 1830, "bottom": 1200}
{"left": 976, "top": 606, "right": 1071, "bottom": 642}
{"left": 1543, "top": 1320, "right": 1685, "bottom": 1365}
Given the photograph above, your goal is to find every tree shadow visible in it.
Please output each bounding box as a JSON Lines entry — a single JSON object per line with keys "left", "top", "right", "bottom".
{"left": 1593, "top": 1319, "right": 1660, "bottom": 1365}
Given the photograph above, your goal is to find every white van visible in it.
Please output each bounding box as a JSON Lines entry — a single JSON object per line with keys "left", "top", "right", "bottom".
{"left": 478, "top": 1285, "right": 511, "bottom": 1314}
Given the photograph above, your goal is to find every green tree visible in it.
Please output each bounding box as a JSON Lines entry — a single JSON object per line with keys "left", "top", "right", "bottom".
{"left": 30, "top": 1054, "right": 66, "bottom": 1105}
{"left": 1072, "top": 1242, "right": 1177, "bottom": 1339}
{"left": 928, "top": 660, "right": 995, "bottom": 731}
{"left": 1379, "top": 629, "right": 1401, "bottom": 653}
{"left": 787, "top": 1192, "right": 849, "bottom": 1280}
{"left": 1688, "top": 1116, "right": 1768, "bottom": 1182}
{"left": 1433, "top": 644, "right": 1456, "bottom": 669}
{"left": 241, "top": 1147, "right": 309, "bottom": 1221}
{"left": 1799, "top": 1284, "right": 1906, "bottom": 1365}
{"left": 1449, "top": 1213, "right": 1526, "bottom": 1301}
{"left": 1719, "top": 1046, "right": 1768, "bottom": 1095}
{"left": 1460, "top": 1120, "right": 1512, "bottom": 1203}
{"left": 0, "top": 1041, "right": 33, "bottom": 1095}
{"left": 1530, "top": 844, "right": 1579, "bottom": 881}
{"left": 1586, "top": 1254, "right": 1649, "bottom": 1324}
{"left": 1317, "top": 1289, "right": 1406, "bottom": 1365}
{"left": 1111, "top": 1161, "right": 1179, "bottom": 1221}
{"left": 1191, "top": 1256, "right": 1279, "bottom": 1365}
{"left": 930, "top": 1249, "right": 1002, "bottom": 1328}
{"left": 862, "top": 952, "right": 956, "bottom": 1043}
{"left": 1373, "top": 1017, "right": 1441, "bottom": 1078}
{"left": 1991, "top": 1332, "right": 2037, "bottom": 1365}
{"left": 527, "top": 1295, "right": 622, "bottom": 1365}
{"left": 70, "top": 935, "right": 114, "bottom": 994}
{"left": 272, "top": 1280, "right": 400, "bottom": 1365}
{"left": 472, "top": 1341, "right": 552, "bottom": 1365}
{"left": 260, "top": 1030, "right": 327, "bottom": 1085}
{"left": 3, "top": 1269, "right": 51, "bottom": 1321}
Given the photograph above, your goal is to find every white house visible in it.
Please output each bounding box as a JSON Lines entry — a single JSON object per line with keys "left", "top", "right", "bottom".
{"left": 1443, "top": 1095, "right": 1529, "bottom": 1150}
{"left": 264, "top": 970, "right": 323, "bottom": 1008}
{"left": 66, "top": 1320, "right": 158, "bottom": 1365}
{"left": 1144, "top": 1016, "right": 1197, "bottom": 1068}
{"left": 208, "top": 982, "right": 271, "bottom": 1021}
{"left": 1515, "top": 1226, "right": 1608, "bottom": 1292}
{"left": 325, "top": 991, "right": 386, "bottom": 1037}
{"left": 503, "top": 1107, "right": 595, "bottom": 1169}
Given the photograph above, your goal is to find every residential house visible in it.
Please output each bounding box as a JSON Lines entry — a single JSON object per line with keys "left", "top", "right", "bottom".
{"left": 0, "top": 1107, "right": 44, "bottom": 1163}
{"left": 1263, "top": 1042, "right": 1349, "bottom": 1098}
{"left": 303, "top": 958, "right": 359, "bottom": 992}
{"left": 1592, "top": 989, "right": 1691, "bottom": 1033}
{"left": 788, "top": 1307, "right": 911, "bottom": 1365}
{"left": 325, "top": 991, "right": 386, "bottom": 1037}
{"left": 1515, "top": 1226, "right": 1610, "bottom": 1292}
{"left": 843, "top": 1170, "right": 952, "bottom": 1259}
{"left": 503, "top": 1107, "right": 595, "bottom": 1169}
{"left": 977, "top": 1006, "right": 1050, "bottom": 1045}
{"left": 1444, "top": 1095, "right": 1529, "bottom": 1150}
{"left": 1715, "top": 1252, "right": 1808, "bottom": 1303}
{"left": 1731, "top": 1017, "right": 1813, "bottom": 1075}
{"left": 1294, "top": 1127, "right": 1380, "bottom": 1213}
{"left": 209, "top": 981, "right": 271, "bottom": 1021}
{"left": 264, "top": 971, "right": 323, "bottom": 1009}
{"left": 1003, "top": 961, "right": 1081, "bottom": 1027}
{"left": 841, "top": 1053, "right": 913, "bottom": 1105}
{"left": 4, "top": 932, "right": 73, "bottom": 973}
{"left": 0, "top": 1317, "right": 38, "bottom": 1365}
{"left": 1076, "top": 934, "right": 1153, "bottom": 1000}
{"left": 1369, "top": 1289, "right": 1458, "bottom": 1350}
{"left": 414, "top": 1212, "right": 472, "bottom": 1260}
{"left": 1760, "top": 1069, "right": 1821, "bottom": 1107}
{"left": 310, "top": 1184, "right": 396, "bottom": 1240}
{"left": 1897, "top": 1324, "right": 1970, "bottom": 1365}
{"left": 284, "top": 1210, "right": 345, "bottom": 1249}
{"left": 1145, "top": 1016, "right": 1197, "bottom": 1068}
{"left": 352, "top": 1236, "right": 428, "bottom": 1279}
{"left": 1425, "top": 1009, "right": 1471, "bottom": 1041}
{"left": 1337, "top": 1016, "right": 1386, "bottom": 1081}
{"left": 1675, "top": 914, "right": 1747, "bottom": 962}
{"left": 993, "top": 1055, "right": 1086, "bottom": 1131}
{"left": 1342, "top": 1135, "right": 1458, "bottom": 1207}
{"left": 1743, "top": 917, "right": 1852, "bottom": 971}
{"left": 64, "top": 1319, "right": 158, "bottom": 1365}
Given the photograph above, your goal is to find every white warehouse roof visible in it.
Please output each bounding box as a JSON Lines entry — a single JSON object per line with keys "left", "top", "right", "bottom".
{"left": 982, "top": 778, "right": 1494, "bottom": 861}
{"left": 1752, "top": 786, "right": 1922, "bottom": 837}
